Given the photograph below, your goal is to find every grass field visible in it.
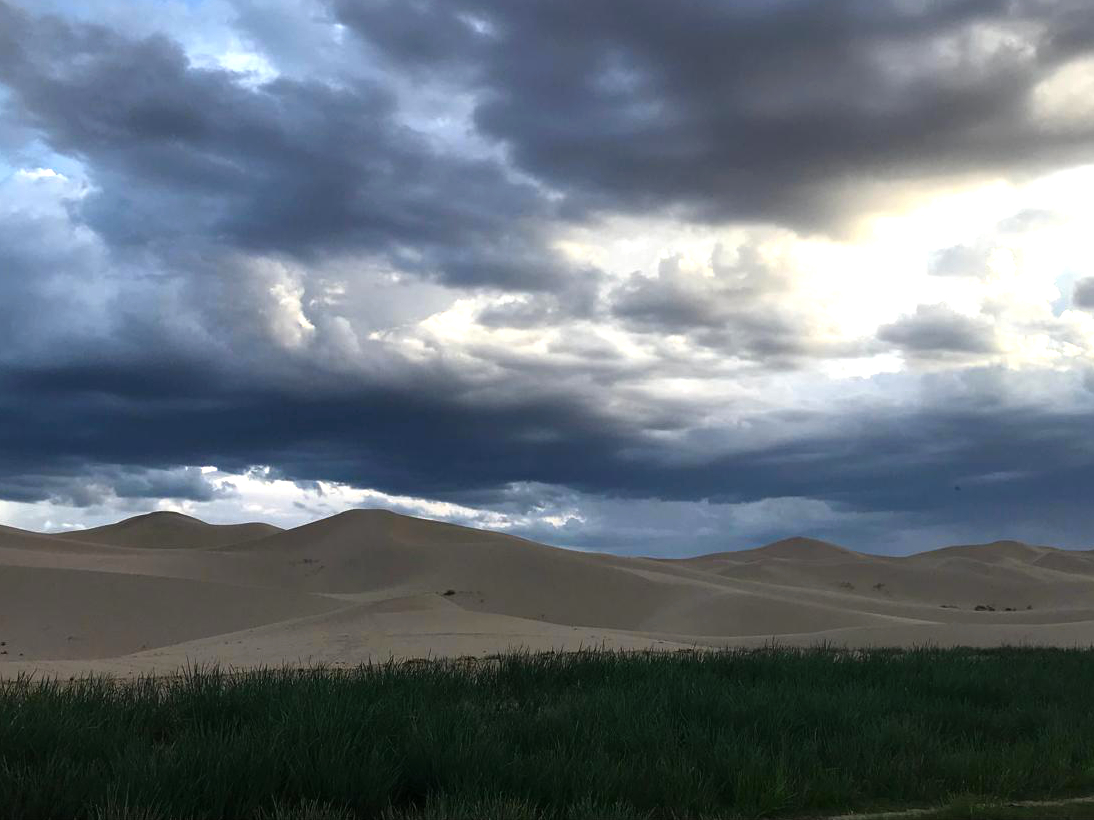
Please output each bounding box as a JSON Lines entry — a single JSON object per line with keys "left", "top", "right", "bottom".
{"left": 4, "top": 647, "right": 1094, "bottom": 819}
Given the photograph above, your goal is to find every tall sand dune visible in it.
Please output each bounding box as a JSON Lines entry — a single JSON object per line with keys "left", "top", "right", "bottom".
{"left": 3, "top": 508, "right": 1094, "bottom": 677}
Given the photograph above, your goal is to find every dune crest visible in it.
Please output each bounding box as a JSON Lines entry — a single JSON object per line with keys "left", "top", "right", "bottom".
{"left": 3, "top": 509, "right": 1094, "bottom": 677}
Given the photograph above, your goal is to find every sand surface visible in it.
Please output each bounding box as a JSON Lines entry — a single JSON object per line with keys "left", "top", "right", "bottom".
{"left": 3, "top": 510, "right": 1094, "bottom": 677}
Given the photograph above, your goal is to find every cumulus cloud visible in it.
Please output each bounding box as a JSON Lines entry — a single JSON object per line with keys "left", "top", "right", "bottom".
{"left": 110, "top": 466, "right": 235, "bottom": 503}
{"left": 878, "top": 305, "right": 999, "bottom": 358}
{"left": 607, "top": 239, "right": 867, "bottom": 365}
{"left": 0, "top": 464, "right": 232, "bottom": 508}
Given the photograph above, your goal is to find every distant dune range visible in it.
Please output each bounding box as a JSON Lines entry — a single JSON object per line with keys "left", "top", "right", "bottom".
{"left": 3, "top": 510, "right": 1094, "bottom": 677}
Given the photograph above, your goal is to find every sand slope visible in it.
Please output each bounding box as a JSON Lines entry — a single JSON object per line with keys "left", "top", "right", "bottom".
{"left": 0, "top": 522, "right": 132, "bottom": 554}
{"left": 3, "top": 510, "right": 1094, "bottom": 676}
{"left": 0, "top": 565, "right": 340, "bottom": 660}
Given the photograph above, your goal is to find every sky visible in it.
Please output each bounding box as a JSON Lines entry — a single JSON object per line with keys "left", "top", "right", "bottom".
{"left": 1, "top": 0, "right": 1094, "bottom": 555}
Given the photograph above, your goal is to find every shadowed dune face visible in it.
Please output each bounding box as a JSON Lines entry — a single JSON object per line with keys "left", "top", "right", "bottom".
{"left": 3, "top": 509, "right": 1094, "bottom": 676}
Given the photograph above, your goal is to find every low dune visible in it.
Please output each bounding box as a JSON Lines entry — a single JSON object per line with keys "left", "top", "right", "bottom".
{"left": 685, "top": 536, "right": 865, "bottom": 563}
{"left": 2, "top": 509, "right": 1094, "bottom": 676}
{"left": 54, "top": 510, "right": 282, "bottom": 549}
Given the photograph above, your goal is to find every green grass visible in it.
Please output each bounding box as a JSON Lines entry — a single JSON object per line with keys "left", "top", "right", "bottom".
{"left": 3, "top": 647, "right": 1094, "bottom": 819}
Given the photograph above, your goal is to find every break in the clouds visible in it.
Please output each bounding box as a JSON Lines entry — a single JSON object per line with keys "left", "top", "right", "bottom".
{"left": 1, "top": 0, "right": 1094, "bottom": 554}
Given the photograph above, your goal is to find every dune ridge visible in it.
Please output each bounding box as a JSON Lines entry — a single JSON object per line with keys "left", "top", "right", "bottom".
{"left": 3, "top": 508, "right": 1094, "bottom": 677}
{"left": 54, "top": 510, "right": 283, "bottom": 549}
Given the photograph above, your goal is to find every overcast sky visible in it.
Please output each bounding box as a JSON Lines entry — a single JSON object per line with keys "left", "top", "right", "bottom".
{"left": 2, "top": 0, "right": 1094, "bottom": 554}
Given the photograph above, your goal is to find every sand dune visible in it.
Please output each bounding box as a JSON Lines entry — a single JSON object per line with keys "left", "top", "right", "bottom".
{"left": 686, "top": 536, "right": 865, "bottom": 563}
{"left": 55, "top": 510, "right": 282, "bottom": 549}
{"left": 3, "top": 509, "right": 1094, "bottom": 676}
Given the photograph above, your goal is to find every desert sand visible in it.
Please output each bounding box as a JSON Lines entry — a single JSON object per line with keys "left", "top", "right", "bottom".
{"left": 2, "top": 509, "right": 1094, "bottom": 677}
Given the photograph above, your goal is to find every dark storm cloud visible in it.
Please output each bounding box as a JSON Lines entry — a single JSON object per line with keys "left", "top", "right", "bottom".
{"left": 0, "top": 2, "right": 568, "bottom": 290}
{"left": 336, "top": 0, "right": 1094, "bottom": 228}
{"left": 0, "top": 459, "right": 229, "bottom": 507}
{"left": 0, "top": 189, "right": 75, "bottom": 340}
{"left": 112, "top": 467, "right": 231, "bottom": 502}
{"left": 3, "top": 348, "right": 1094, "bottom": 543}
{"left": 878, "top": 304, "right": 999, "bottom": 356}
{"left": 1074, "top": 277, "right": 1094, "bottom": 309}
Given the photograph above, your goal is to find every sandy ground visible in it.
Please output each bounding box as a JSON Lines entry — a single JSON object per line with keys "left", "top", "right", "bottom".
{"left": 3, "top": 509, "right": 1094, "bottom": 678}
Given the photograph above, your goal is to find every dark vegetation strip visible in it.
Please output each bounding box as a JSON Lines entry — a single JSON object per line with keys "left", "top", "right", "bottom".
{"left": 3, "top": 647, "right": 1094, "bottom": 819}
